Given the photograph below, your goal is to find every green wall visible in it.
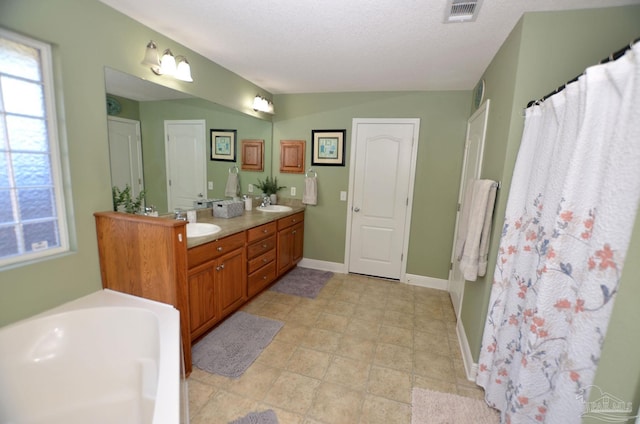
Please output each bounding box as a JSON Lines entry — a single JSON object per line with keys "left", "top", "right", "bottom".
{"left": 272, "top": 91, "right": 471, "bottom": 274}
{"left": 459, "top": 6, "right": 640, "bottom": 418}
{"left": 0, "top": 0, "right": 271, "bottom": 326}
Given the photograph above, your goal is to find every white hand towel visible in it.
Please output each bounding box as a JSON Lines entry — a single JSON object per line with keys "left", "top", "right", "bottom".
{"left": 224, "top": 173, "right": 239, "bottom": 198}
{"left": 459, "top": 179, "right": 497, "bottom": 281}
{"left": 477, "top": 182, "right": 498, "bottom": 276}
{"left": 455, "top": 180, "right": 475, "bottom": 261}
{"left": 302, "top": 176, "right": 317, "bottom": 205}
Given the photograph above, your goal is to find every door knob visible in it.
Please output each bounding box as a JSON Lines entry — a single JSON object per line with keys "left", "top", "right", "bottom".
{"left": 354, "top": 207, "right": 360, "bottom": 212}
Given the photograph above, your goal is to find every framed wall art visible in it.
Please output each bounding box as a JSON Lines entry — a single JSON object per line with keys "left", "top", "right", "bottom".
{"left": 311, "top": 129, "right": 346, "bottom": 166}
{"left": 210, "top": 129, "right": 237, "bottom": 161}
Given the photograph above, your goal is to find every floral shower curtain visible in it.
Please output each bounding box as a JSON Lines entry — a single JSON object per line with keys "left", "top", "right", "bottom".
{"left": 476, "top": 42, "right": 640, "bottom": 423}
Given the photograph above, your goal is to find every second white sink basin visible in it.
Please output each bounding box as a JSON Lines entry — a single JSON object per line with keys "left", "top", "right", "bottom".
{"left": 257, "top": 205, "right": 293, "bottom": 213}
{"left": 186, "top": 222, "right": 222, "bottom": 238}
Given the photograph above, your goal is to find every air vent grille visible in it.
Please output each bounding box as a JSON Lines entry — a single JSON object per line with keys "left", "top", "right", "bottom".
{"left": 445, "top": 0, "right": 482, "bottom": 23}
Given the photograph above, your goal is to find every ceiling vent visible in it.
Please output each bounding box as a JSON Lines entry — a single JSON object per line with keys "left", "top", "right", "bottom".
{"left": 444, "top": 0, "right": 482, "bottom": 23}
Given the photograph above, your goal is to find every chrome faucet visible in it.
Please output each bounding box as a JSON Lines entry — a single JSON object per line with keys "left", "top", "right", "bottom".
{"left": 174, "top": 209, "right": 187, "bottom": 221}
{"left": 260, "top": 196, "right": 271, "bottom": 208}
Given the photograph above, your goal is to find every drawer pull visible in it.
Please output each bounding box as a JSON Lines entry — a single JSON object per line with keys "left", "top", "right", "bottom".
{"left": 217, "top": 246, "right": 223, "bottom": 252}
{"left": 263, "top": 229, "right": 268, "bottom": 233}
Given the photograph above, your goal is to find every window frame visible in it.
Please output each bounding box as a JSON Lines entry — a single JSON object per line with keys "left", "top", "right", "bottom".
{"left": 0, "top": 28, "right": 70, "bottom": 268}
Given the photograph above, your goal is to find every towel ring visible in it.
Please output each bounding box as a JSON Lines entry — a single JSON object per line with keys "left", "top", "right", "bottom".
{"left": 305, "top": 168, "right": 317, "bottom": 178}
{"left": 229, "top": 165, "right": 239, "bottom": 174}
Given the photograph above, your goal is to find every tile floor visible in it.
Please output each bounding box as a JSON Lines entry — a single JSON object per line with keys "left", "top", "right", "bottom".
{"left": 187, "top": 272, "right": 486, "bottom": 424}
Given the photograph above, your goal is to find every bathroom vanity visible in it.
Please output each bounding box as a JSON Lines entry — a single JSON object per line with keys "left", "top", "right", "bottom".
{"left": 94, "top": 206, "right": 304, "bottom": 376}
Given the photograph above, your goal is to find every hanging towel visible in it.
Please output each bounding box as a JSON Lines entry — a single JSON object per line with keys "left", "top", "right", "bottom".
{"left": 302, "top": 176, "right": 317, "bottom": 205}
{"left": 458, "top": 179, "right": 497, "bottom": 281}
{"left": 224, "top": 172, "right": 240, "bottom": 198}
{"left": 454, "top": 179, "right": 476, "bottom": 261}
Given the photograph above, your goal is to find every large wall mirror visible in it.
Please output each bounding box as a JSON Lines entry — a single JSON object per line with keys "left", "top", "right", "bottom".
{"left": 104, "top": 67, "right": 273, "bottom": 214}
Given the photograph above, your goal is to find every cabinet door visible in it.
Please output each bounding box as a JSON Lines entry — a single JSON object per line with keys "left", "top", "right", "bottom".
{"left": 241, "top": 139, "right": 264, "bottom": 171}
{"left": 188, "top": 265, "right": 218, "bottom": 339}
{"left": 280, "top": 140, "right": 305, "bottom": 173}
{"left": 292, "top": 222, "right": 304, "bottom": 264}
{"left": 218, "top": 247, "right": 247, "bottom": 318}
{"left": 277, "top": 228, "right": 293, "bottom": 275}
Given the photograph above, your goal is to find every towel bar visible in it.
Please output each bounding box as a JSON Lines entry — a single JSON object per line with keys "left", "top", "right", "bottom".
{"left": 305, "top": 168, "right": 317, "bottom": 178}
{"left": 229, "top": 165, "right": 239, "bottom": 174}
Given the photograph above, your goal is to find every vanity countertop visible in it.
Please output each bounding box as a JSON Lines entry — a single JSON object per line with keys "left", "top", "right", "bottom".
{"left": 186, "top": 200, "right": 306, "bottom": 248}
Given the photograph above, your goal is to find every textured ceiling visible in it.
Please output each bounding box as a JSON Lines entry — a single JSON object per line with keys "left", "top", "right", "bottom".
{"left": 100, "top": 0, "right": 640, "bottom": 94}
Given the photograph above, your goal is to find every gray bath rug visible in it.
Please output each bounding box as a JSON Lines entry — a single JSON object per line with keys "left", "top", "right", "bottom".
{"left": 229, "top": 409, "right": 279, "bottom": 424}
{"left": 192, "top": 311, "right": 283, "bottom": 378}
{"left": 269, "top": 266, "right": 333, "bottom": 299}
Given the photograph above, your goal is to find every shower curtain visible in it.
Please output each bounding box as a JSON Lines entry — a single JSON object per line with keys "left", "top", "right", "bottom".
{"left": 476, "top": 42, "right": 640, "bottom": 423}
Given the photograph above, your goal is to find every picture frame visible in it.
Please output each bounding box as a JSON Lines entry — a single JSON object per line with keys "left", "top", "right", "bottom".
{"left": 311, "top": 129, "right": 346, "bottom": 166}
{"left": 210, "top": 129, "right": 237, "bottom": 161}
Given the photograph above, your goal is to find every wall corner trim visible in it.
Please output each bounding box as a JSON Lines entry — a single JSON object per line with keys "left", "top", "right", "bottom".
{"left": 298, "top": 258, "right": 347, "bottom": 274}
{"left": 405, "top": 274, "right": 448, "bottom": 291}
{"left": 457, "top": 318, "right": 479, "bottom": 381}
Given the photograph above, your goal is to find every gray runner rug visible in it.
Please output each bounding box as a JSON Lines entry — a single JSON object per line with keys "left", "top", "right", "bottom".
{"left": 229, "top": 409, "right": 279, "bottom": 424}
{"left": 269, "top": 266, "right": 333, "bottom": 299}
{"left": 192, "top": 311, "right": 283, "bottom": 378}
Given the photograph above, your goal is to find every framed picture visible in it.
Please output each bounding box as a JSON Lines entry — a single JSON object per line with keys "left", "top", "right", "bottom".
{"left": 210, "top": 129, "right": 237, "bottom": 161}
{"left": 311, "top": 129, "right": 346, "bottom": 166}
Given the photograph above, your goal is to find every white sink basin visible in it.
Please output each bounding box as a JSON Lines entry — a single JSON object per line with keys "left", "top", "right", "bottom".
{"left": 186, "top": 222, "right": 221, "bottom": 238}
{"left": 256, "top": 205, "right": 293, "bottom": 213}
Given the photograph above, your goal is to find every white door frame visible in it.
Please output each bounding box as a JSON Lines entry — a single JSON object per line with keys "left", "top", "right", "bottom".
{"left": 344, "top": 118, "right": 420, "bottom": 282}
{"left": 448, "top": 100, "right": 490, "bottom": 318}
{"left": 107, "top": 116, "right": 144, "bottom": 198}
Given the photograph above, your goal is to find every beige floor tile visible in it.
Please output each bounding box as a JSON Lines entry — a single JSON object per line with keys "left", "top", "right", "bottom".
{"left": 189, "top": 366, "right": 231, "bottom": 388}
{"left": 191, "top": 389, "right": 260, "bottom": 424}
{"left": 256, "top": 340, "right": 297, "bottom": 369}
{"left": 269, "top": 291, "right": 304, "bottom": 306}
{"left": 286, "top": 305, "right": 323, "bottom": 326}
{"left": 315, "top": 312, "right": 350, "bottom": 333}
{"left": 333, "top": 287, "right": 362, "bottom": 303}
{"left": 379, "top": 325, "right": 413, "bottom": 348}
{"left": 414, "top": 350, "right": 456, "bottom": 382}
{"left": 414, "top": 316, "right": 447, "bottom": 334}
{"left": 257, "top": 301, "right": 296, "bottom": 320}
{"left": 286, "top": 347, "right": 332, "bottom": 379}
{"left": 374, "top": 343, "right": 413, "bottom": 373}
{"left": 322, "top": 300, "right": 357, "bottom": 317}
{"left": 258, "top": 405, "right": 304, "bottom": 424}
{"left": 307, "top": 382, "right": 364, "bottom": 424}
{"left": 263, "top": 371, "right": 321, "bottom": 415}
{"left": 274, "top": 323, "right": 310, "bottom": 345}
{"left": 335, "top": 335, "right": 377, "bottom": 363}
{"left": 386, "top": 297, "right": 414, "bottom": 314}
{"left": 413, "top": 375, "right": 458, "bottom": 395}
{"left": 359, "top": 394, "right": 411, "bottom": 424}
{"left": 187, "top": 378, "right": 216, "bottom": 420}
{"left": 414, "top": 328, "right": 451, "bottom": 356}
{"left": 225, "top": 362, "right": 280, "bottom": 400}
{"left": 353, "top": 304, "right": 386, "bottom": 322}
{"left": 457, "top": 383, "right": 487, "bottom": 400}
{"left": 344, "top": 317, "right": 381, "bottom": 341}
{"left": 300, "top": 328, "right": 342, "bottom": 353}
{"left": 324, "top": 356, "right": 371, "bottom": 391}
{"left": 367, "top": 366, "right": 412, "bottom": 403}
{"left": 356, "top": 294, "right": 387, "bottom": 309}
{"left": 382, "top": 310, "right": 414, "bottom": 330}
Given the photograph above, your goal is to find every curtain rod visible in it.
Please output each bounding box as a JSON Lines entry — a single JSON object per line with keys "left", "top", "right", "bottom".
{"left": 525, "top": 37, "right": 640, "bottom": 109}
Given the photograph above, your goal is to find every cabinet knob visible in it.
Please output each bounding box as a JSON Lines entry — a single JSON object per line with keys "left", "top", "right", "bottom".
{"left": 262, "top": 244, "right": 267, "bottom": 248}
{"left": 217, "top": 246, "right": 223, "bottom": 251}
{"left": 263, "top": 275, "right": 267, "bottom": 280}
{"left": 262, "top": 258, "right": 268, "bottom": 263}
{"left": 292, "top": 230, "right": 297, "bottom": 235}
{"left": 262, "top": 229, "right": 268, "bottom": 233}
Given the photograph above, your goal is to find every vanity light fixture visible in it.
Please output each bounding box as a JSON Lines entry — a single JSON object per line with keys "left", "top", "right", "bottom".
{"left": 253, "top": 95, "right": 275, "bottom": 114}
{"left": 142, "top": 40, "right": 193, "bottom": 82}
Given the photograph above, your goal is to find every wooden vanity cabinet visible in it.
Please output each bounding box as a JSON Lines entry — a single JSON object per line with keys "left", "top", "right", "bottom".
{"left": 187, "top": 232, "right": 247, "bottom": 340}
{"left": 246, "top": 221, "right": 277, "bottom": 297}
{"left": 277, "top": 212, "right": 305, "bottom": 276}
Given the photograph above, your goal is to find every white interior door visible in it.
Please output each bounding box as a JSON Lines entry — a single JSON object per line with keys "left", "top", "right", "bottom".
{"left": 165, "top": 120, "right": 207, "bottom": 211}
{"left": 346, "top": 118, "right": 420, "bottom": 280}
{"left": 449, "top": 100, "right": 490, "bottom": 318}
{"left": 107, "top": 116, "right": 144, "bottom": 198}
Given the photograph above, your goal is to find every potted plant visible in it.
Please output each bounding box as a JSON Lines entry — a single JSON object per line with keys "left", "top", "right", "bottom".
{"left": 112, "top": 184, "right": 146, "bottom": 214}
{"left": 255, "top": 176, "right": 286, "bottom": 205}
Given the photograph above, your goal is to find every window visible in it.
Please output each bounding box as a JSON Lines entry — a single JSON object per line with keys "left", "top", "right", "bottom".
{"left": 0, "top": 28, "right": 69, "bottom": 267}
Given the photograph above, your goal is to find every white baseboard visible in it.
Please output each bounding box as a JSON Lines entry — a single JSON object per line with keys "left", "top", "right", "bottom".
{"left": 298, "top": 258, "right": 347, "bottom": 274}
{"left": 405, "top": 274, "right": 448, "bottom": 291}
{"left": 457, "top": 318, "right": 478, "bottom": 382}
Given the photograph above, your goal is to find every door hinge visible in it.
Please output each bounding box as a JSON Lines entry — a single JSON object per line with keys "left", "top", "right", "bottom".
{"left": 457, "top": 203, "right": 461, "bottom": 212}
{"left": 401, "top": 253, "right": 404, "bottom": 262}
{"left": 406, "top": 198, "right": 409, "bottom": 206}
{"left": 168, "top": 179, "right": 172, "bottom": 186}
{"left": 449, "top": 262, "right": 453, "bottom": 270}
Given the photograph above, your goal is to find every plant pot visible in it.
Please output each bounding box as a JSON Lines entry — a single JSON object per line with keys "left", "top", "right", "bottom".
{"left": 270, "top": 194, "right": 277, "bottom": 205}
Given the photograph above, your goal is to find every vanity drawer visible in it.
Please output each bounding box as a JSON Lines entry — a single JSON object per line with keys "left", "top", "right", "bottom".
{"left": 187, "top": 232, "right": 246, "bottom": 269}
{"left": 248, "top": 249, "right": 276, "bottom": 274}
{"left": 277, "top": 212, "right": 304, "bottom": 231}
{"left": 248, "top": 262, "right": 276, "bottom": 297}
{"left": 247, "top": 222, "right": 277, "bottom": 243}
{"left": 247, "top": 235, "right": 276, "bottom": 260}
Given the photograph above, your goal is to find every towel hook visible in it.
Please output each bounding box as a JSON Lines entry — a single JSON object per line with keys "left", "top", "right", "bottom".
{"left": 305, "top": 168, "right": 317, "bottom": 178}
{"left": 229, "top": 165, "right": 239, "bottom": 174}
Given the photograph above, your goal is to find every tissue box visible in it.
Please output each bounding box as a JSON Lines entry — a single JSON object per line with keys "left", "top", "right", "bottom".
{"left": 212, "top": 200, "right": 244, "bottom": 218}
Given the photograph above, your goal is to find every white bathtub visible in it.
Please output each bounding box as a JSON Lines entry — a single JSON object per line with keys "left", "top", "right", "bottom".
{"left": 0, "top": 289, "right": 181, "bottom": 424}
